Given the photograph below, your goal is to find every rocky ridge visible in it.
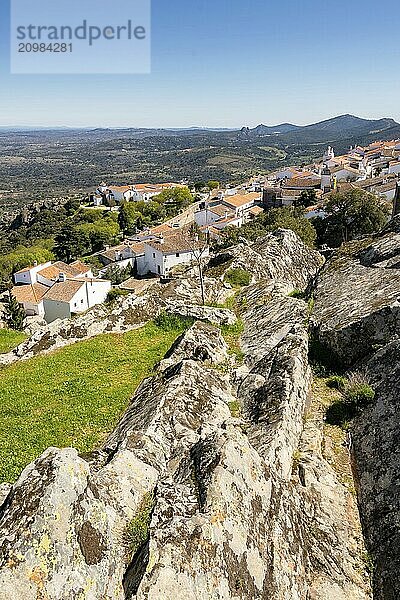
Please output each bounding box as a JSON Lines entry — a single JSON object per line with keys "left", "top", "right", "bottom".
{"left": 0, "top": 228, "right": 380, "bottom": 599}
{"left": 311, "top": 214, "right": 400, "bottom": 598}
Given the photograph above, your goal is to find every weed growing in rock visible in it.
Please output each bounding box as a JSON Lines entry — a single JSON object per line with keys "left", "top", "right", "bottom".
{"left": 221, "top": 319, "right": 245, "bottom": 363}
{"left": 288, "top": 289, "right": 306, "bottom": 299}
{"left": 125, "top": 492, "right": 155, "bottom": 556}
{"left": 325, "top": 372, "right": 375, "bottom": 428}
{"left": 326, "top": 375, "right": 347, "bottom": 390}
{"left": 224, "top": 268, "right": 251, "bottom": 287}
{"left": 105, "top": 288, "right": 129, "bottom": 304}
{"left": 228, "top": 400, "right": 242, "bottom": 417}
{"left": 154, "top": 311, "right": 194, "bottom": 332}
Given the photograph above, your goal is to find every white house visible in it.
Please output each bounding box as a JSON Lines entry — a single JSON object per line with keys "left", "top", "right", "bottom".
{"left": 376, "top": 181, "right": 397, "bottom": 202}
{"left": 14, "top": 260, "right": 92, "bottom": 287}
{"left": 12, "top": 260, "right": 107, "bottom": 323}
{"left": 388, "top": 161, "right": 400, "bottom": 175}
{"left": 139, "top": 233, "right": 209, "bottom": 277}
{"left": 96, "top": 242, "right": 146, "bottom": 276}
{"left": 36, "top": 261, "right": 93, "bottom": 286}
{"left": 107, "top": 186, "right": 136, "bottom": 203}
{"left": 14, "top": 261, "right": 52, "bottom": 285}
{"left": 220, "top": 192, "right": 262, "bottom": 220}
{"left": 42, "top": 276, "right": 111, "bottom": 323}
{"left": 194, "top": 204, "right": 233, "bottom": 227}
{"left": 12, "top": 283, "right": 48, "bottom": 317}
{"left": 330, "top": 165, "right": 360, "bottom": 182}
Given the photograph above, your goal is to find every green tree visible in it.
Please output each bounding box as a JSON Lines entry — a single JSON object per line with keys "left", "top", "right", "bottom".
{"left": 0, "top": 245, "right": 55, "bottom": 283}
{"left": 207, "top": 180, "right": 220, "bottom": 190}
{"left": 154, "top": 187, "right": 194, "bottom": 216}
{"left": 4, "top": 292, "right": 25, "bottom": 331}
{"left": 77, "top": 209, "right": 104, "bottom": 224}
{"left": 294, "top": 189, "right": 317, "bottom": 208}
{"left": 64, "top": 198, "right": 81, "bottom": 216}
{"left": 55, "top": 224, "right": 91, "bottom": 262}
{"left": 103, "top": 264, "right": 133, "bottom": 285}
{"left": 135, "top": 201, "right": 166, "bottom": 225}
{"left": 319, "top": 189, "right": 389, "bottom": 247}
{"left": 77, "top": 217, "right": 120, "bottom": 253}
{"left": 219, "top": 207, "right": 317, "bottom": 248}
{"left": 118, "top": 203, "right": 144, "bottom": 235}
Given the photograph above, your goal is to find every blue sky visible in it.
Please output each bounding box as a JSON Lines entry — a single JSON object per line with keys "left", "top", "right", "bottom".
{"left": 0, "top": 0, "right": 399, "bottom": 128}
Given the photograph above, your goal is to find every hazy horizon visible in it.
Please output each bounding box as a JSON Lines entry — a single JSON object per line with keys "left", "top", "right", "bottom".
{"left": 0, "top": 113, "right": 398, "bottom": 131}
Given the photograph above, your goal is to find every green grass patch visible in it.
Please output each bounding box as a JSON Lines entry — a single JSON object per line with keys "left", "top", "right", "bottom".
{"left": 224, "top": 268, "right": 251, "bottom": 287}
{"left": 0, "top": 329, "right": 27, "bottom": 354}
{"left": 154, "top": 311, "right": 195, "bottom": 332}
{"left": 325, "top": 373, "right": 375, "bottom": 429}
{"left": 105, "top": 288, "right": 129, "bottom": 303}
{"left": 228, "top": 400, "right": 242, "bottom": 418}
{"left": 0, "top": 321, "right": 185, "bottom": 483}
{"left": 221, "top": 319, "right": 245, "bottom": 362}
{"left": 124, "top": 492, "right": 155, "bottom": 556}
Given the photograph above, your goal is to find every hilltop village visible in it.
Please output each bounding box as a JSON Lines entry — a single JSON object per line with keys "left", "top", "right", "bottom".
{"left": 1, "top": 134, "right": 400, "bottom": 600}
{"left": 4, "top": 138, "right": 400, "bottom": 326}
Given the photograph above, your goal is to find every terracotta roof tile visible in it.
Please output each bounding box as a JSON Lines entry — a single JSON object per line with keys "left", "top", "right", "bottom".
{"left": 12, "top": 283, "right": 48, "bottom": 304}
{"left": 38, "top": 261, "right": 90, "bottom": 281}
{"left": 221, "top": 192, "right": 261, "bottom": 208}
{"left": 43, "top": 280, "right": 85, "bottom": 302}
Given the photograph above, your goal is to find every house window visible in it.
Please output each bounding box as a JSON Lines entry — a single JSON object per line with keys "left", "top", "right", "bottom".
{"left": 74, "top": 302, "right": 77, "bottom": 308}
{"left": 176, "top": 253, "right": 180, "bottom": 257}
{"left": 157, "top": 265, "right": 161, "bottom": 274}
{"left": 153, "top": 253, "right": 156, "bottom": 258}
{"left": 81, "top": 299, "right": 84, "bottom": 304}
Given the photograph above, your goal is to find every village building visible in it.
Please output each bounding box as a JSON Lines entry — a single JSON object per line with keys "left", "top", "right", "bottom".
{"left": 14, "top": 260, "right": 92, "bottom": 286}
{"left": 42, "top": 277, "right": 111, "bottom": 323}
{"left": 12, "top": 261, "right": 110, "bottom": 323}
{"left": 95, "top": 242, "right": 146, "bottom": 276}
{"left": 139, "top": 233, "right": 209, "bottom": 278}
{"left": 194, "top": 192, "right": 262, "bottom": 230}
{"left": 12, "top": 283, "right": 49, "bottom": 318}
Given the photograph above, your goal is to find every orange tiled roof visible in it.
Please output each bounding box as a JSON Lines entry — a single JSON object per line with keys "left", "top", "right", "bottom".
{"left": 43, "top": 280, "right": 85, "bottom": 302}
{"left": 12, "top": 283, "right": 48, "bottom": 304}
{"left": 38, "top": 261, "right": 90, "bottom": 281}
{"left": 221, "top": 192, "right": 261, "bottom": 208}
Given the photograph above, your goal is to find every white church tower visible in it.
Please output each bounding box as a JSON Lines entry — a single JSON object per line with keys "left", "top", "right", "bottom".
{"left": 321, "top": 165, "right": 332, "bottom": 192}
{"left": 323, "top": 146, "right": 335, "bottom": 163}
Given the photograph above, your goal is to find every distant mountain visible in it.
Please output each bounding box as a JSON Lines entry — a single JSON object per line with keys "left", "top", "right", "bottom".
{"left": 251, "top": 123, "right": 300, "bottom": 135}
{"left": 242, "top": 114, "right": 400, "bottom": 145}
{"left": 241, "top": 123, "right": 299, "bottom": 137}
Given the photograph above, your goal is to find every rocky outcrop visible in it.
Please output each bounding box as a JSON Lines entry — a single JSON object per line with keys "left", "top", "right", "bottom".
{"left": 0, "top": 292, "right": 235, "bottom": 366}
{"left": 0, "top": 230, "right": 372, "bottom": 599}
{"left": 351, "top": 341, "right": 400, "bottom": 600}
{"left": 208, "top": 229, "right": 323, "bottom": 292}
{"left": 164, "top": 301, "right": 236, "bottom": 326}
{"left": 311, "top": 227, "right": 400, "bottom": 366}
{"left": 311, "top": 216, "right": 400, "bottom": 599}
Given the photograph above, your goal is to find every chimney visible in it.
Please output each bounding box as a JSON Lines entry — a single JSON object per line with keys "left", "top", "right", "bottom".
{"left": 33, "top": 260, "right": 38, "bottom": 267}
{"left": 159, "top": 235, "right": 164, "bottom": 245}
{"left": 58, "top": 272, "right": 67, "bottom": 283}
{"left": 104, "top": 245, "right": 110, "bottom": 251}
